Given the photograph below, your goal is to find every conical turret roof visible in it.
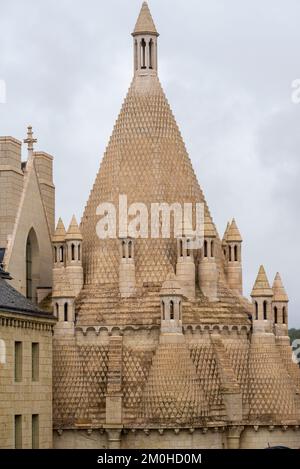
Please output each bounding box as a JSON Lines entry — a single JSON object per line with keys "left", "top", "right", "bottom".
{"left": 272, "top": 272, "right": 288, "bottom": 302}
{"left": 132, "top": 2, "right": 159, "bottom": 36}
{"left": 222, "top": 222, "right": 230, "bottom": 245}
{"left": 227, "top": 218, "right": 242, "bottom": 242}
{"left": 52, "top": 218, "right": 66, "bottom": 243}
{"left": 66, "top": 215, "right": 82, "bottom": 241}
{"left": 251, "top": 265, "right": 273, "bottom": 297}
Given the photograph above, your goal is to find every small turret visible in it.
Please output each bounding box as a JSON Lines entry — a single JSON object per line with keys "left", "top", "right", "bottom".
{"left": 176, "top": 232, "right": 195, "bottom": 299}
{"left": 251, "top": 265, "right": 274, "bottom": 335}
{"left": 119, "top": 238, "right": 136, "bottom": 298}
{"left": 65, "top": 215, "right": 83, "bottom": 297}
{"left": 52, "top": 218, "right": 75, "bottom": 336}
{"left": 198, "top": 210, "right": 218, "bottom": 302}
{"left": 132, "top": 2, "right": 159, "bottom": 76}
{"left": 159, "top": 273, "right": 184, "bottom": 342}
{"left": 272, "top": 272, "right": 289, "bottom": 336}
{"left": 224, "top": 219, "right": 243, "bottom": 295}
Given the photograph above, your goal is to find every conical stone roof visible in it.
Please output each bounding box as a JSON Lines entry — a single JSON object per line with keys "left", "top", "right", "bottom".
{"left": 81, "top": 73, "right": 221, "bottom": 287}
{"left": 227, "top": 218, "right": 242, "bottom": 242}
{"left": 66, "top": 215, "right": 82, "bottom": 241}
{"left": 251, "top": 265, "right": 273, "bottom": 297}
{"left": 272, "top": 273, "right": 288, "bottom": 302}
{"left": 132, "top": 2, "right": 159, "bottom": 36}
{"left": 52, "top": 218, "right": 66, "bottom": 243}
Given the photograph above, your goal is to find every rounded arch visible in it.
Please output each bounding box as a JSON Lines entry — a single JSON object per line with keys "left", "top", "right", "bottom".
{"left": 282, "top": 306, "right": 287, "bottom": 324}
{"left": 274, "top": 306, "right": 278, "bottom": 324}
{"left": 263, "top": 300, "right": 268, "bottom": 320}
{"left": 26, "top": 228, "right": 40, "bottom": 302}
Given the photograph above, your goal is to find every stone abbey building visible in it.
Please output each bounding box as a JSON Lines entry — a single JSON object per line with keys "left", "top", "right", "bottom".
{"left": 1, "top": 2, "right": 300, "bottom": 449}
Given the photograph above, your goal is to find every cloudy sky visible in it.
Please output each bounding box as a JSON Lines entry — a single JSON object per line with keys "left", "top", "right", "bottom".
{"left": 0, "top": 0, "right": 299, "bottom": 326}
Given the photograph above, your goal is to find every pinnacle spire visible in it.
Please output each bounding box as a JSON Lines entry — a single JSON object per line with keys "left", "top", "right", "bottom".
{"left": 222, "top": 222, "right": 230, "bottom": 245}
{"left": 272, "top": 272, "right": 288, "bottom": 302}
{"left": 227, "top": 218, "right": 242, "bottom": 242}
{"left": 66, "top": 215, "right": 82, "bottom": 241}
{"left": 132, "top": 2, "right": 159, "bottom": 36}
{"left": 251, "top": 265, "right": 273, "bottom": 297}
{"left": 52, "top": 218, "right": 66, "bottom": 243}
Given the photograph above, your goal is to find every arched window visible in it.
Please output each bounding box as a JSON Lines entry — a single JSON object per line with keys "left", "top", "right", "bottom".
{"left": 204, "top": 240, "right": 208, "bottom": 258}
{"left": 134, "top": 40, "right": 138, "bottom": 70}
{"left": 55, "top": 303, "right": 59, "bottom": 318}
{"left": 186, "top": 239, "right": 190, "bottom": 257}
{"left": 59, "top": 246, "right": 64, "bottom": 263}
{"left": 128, "top": 241, "right": 132, "bottom": 259}
{"left": 71, "top": 243, "right": 75, "bottom": 261}
{"left": 0, "top": 339, "right": 6, "bottom": 365}
{"left": 122, "top": 240, "right": 126, "bottom": 259}
{"left": 78, "top": 244, "right": 81, "bottom": 261}
{"left": 141, "top": 39, "right": 146, "bottom": 69}
{"left": 26, "top": 228, "right": 39, "bottom": 302}
{"left": 263, "top": 301, "right": 268, "bottom": 320}
{"left": 274, "top": 306, "right": 278, "bottom": 324}
{"left": 64, "top": 303, "right": 68, "bottom": 322}
{"left": 54, "top": 246, "right": 57, "bottom": 263}
{"left": 26, "top": 237, "right": 32, "bottom": 300}
{"left": 211, "top": 241, "right": 214, "bottom": 258}
{"left": 149, "top": 39, "right": 153, "bottom": 69}
{"left": 283, "top": 307, "right": 286, "bottom": 324}
{"left": 170, "top": 300, "right": 174, "bottom": 320}
{"left": 229, "top": 245, "right": 232, "bottom": 262}
{"left": 162, "top": 301, "right": 165, "bottom": 320}
{"left": 234, "top": 245, "right": 238, "bottom": 262}
{"left": 255, "top": 301, "right": 258, "bottom": 320}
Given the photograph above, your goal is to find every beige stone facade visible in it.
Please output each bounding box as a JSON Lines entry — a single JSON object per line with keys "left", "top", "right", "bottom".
{"left": 1, "top": 1, "right": 299, "bottom": 450}
{"left": 0, "top": 127, "right": 55, "bottom": 303}
{"left": 51, "top": 2, "right": 300, "bottom": 450}
{"left": 0, "top": 269, "right": 56, "bottom": 449}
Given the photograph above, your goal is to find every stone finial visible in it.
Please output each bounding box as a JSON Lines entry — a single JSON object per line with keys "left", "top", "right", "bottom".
{"left": 251, "top": 265, "right": 273, "bottom": 297}
{"left": 23, "top": 125, "right": 37, "bottom": 154}
{"left": 227, "top": 218, "right": 242, "bottom": 242}
{"left": 132, "top": 2, "right": 159, "bottom": 36}
{"left": 52, "top": 218, "right": 66, "bottom": 243}
{"left": 272, "top": 272, "right": 289, "bottom": 302}
{"left": 65, "top": 215, "right": 82, "bottom": 241}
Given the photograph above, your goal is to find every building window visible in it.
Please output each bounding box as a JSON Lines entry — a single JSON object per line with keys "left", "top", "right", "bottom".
{"left": 162, "top": 301, "right": 165, "bottom": 320}
{"left": 274, "top": 306, "right": 278, "bottom": 324}
{"left": 204, "top": 240, "right": 208, "bottom": 258}
{"left": 128, "top": 241, "right": 132, "bottom": 259}
{"left": 26, "top": 237, "right": 32, "bottom": 300}
{"left": 64, "top": 303, "right": 68, "bottom": 322}
{"left": 32, "top": 415, "right": 39, "bottom": 449}
{"left": 211, "top": 241, "right": 214, "bottom": 258}
{"left": 32, "top": 343, "right": 39, "bottom": 382}
{"left": 0, "top": 339, "right": 6, "bottom": 365}
{"left": 141, "top": 38, "right": 146, "bottom": 68}
{"left": 14, "top": 341, "right": 22, "bottom": 382}
{"left": 234, "top": 245, "right": 238, "bottom": 262}
{"left": 54, "top": 246, "right": 57, "bottom": 263}
{"left": 59, "top": 246, "right": 64, "bottom": 263}
{"left": 170, "top": 300, "right": 174, "bottom": 320}
{"left": 78, "top": 244, "right": 81, "bottom": 261}
{"left": 134, "top": 40, "right": 138, "bottom": 70}
{"left": 149, "top": 39, "right": 153, "bottom": 69}
{"left": 186, "top": 239, "right": 190, "bottom": 257}
{"left": 283, "top": 307, "right": 286, "bottom": 324}
{"left": 71, "top": 243, "right": 75, "bottom": 261}
{"left": 122, "top": 240, "right": 126, "bottom": 258}
{"left": 14, "top": 415, "right": 22, "bottom": 449}
{"left": 55, "top": 303, "right": 59, "bottom": 317}
{"left": 255, "top": 301, "right": 258, "bottom": 320}
{"left": 263, "top": 301, "right": 268, "bottom": 320}
{"left": 229, "top": 245, "right": 232, "bottom": 262}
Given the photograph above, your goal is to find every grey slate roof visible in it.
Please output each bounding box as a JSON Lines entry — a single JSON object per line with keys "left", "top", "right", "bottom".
{"left": 0, "top": 267, "right": 55, "bottom": 319}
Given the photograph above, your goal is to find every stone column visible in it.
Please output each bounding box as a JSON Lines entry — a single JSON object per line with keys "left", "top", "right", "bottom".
{"left": 227, "top": 426, "right": 244, "bottom": 449}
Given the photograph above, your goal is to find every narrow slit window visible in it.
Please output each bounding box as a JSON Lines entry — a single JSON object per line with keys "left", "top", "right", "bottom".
{"left": 170, "top": 301, "right": 174, "bottom": 320}
{"left": 14, "top": 341, "right": 22, "bottom": 382}
{"left": 32, "top": 343, "right": 39, "bottom": 382}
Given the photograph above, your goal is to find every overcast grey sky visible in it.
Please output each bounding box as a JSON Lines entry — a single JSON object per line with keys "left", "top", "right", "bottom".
{"left": 0, "top": 0, "right": 299, "bottom": 326}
